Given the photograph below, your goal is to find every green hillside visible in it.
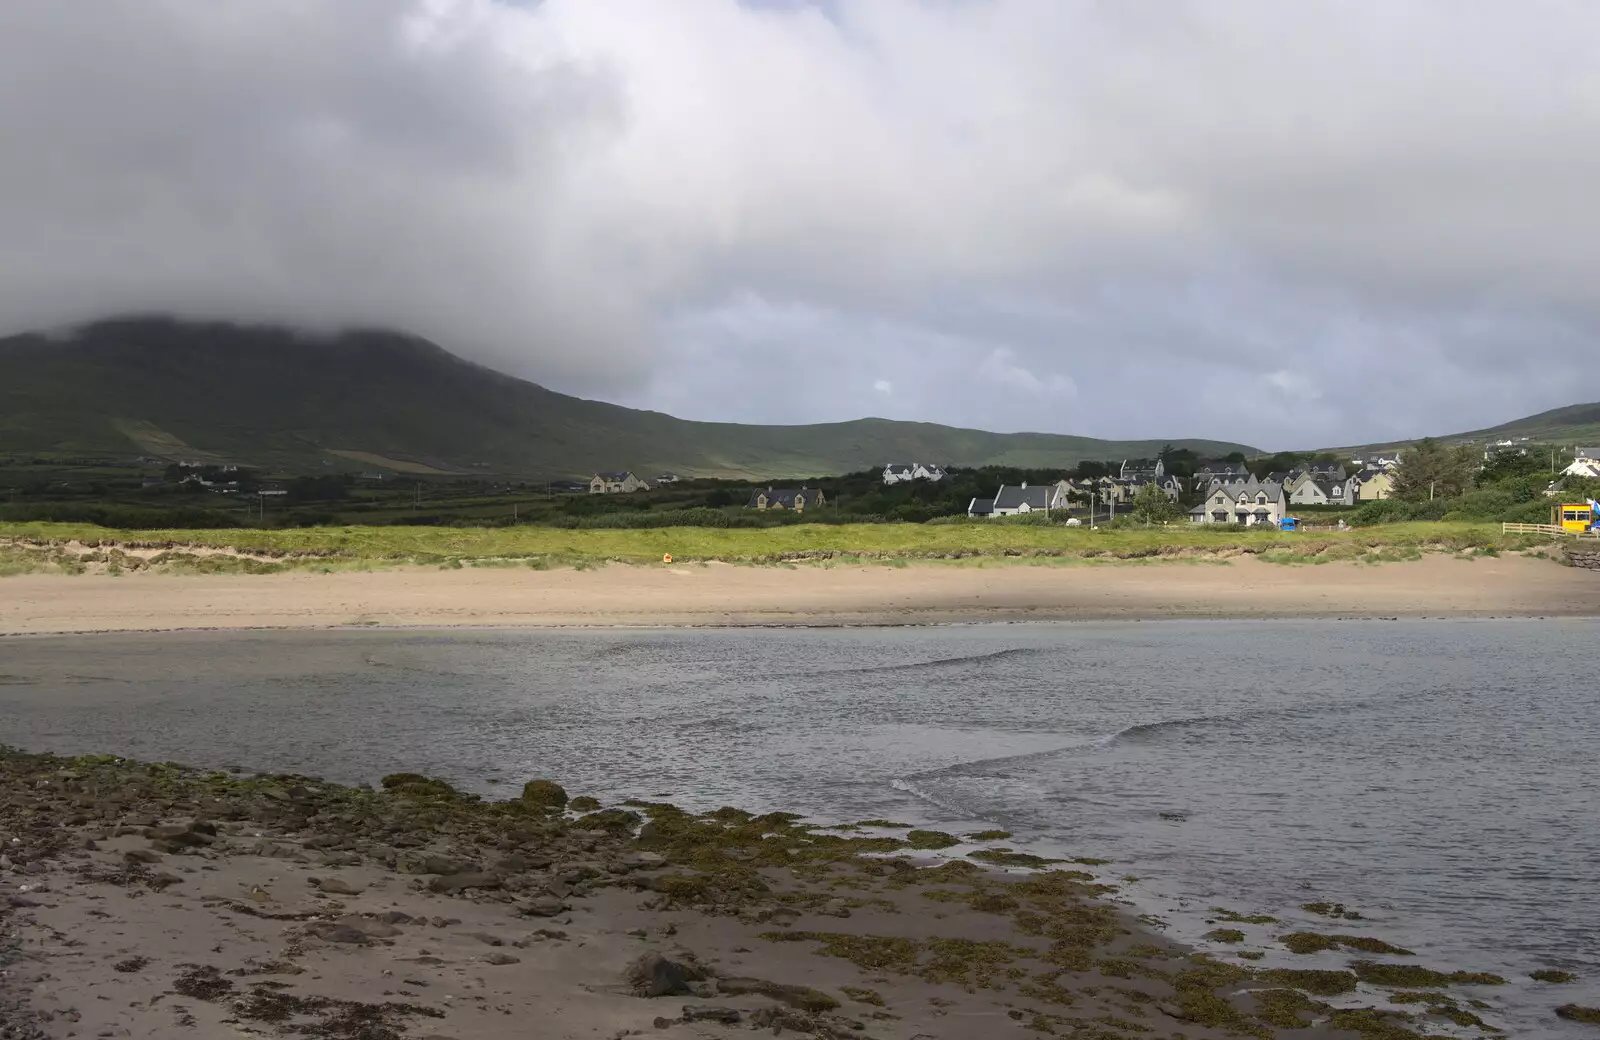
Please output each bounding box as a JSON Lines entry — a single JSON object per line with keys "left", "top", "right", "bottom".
{"left": 0, "top": 318, "right": 1255, "bottom": 478}
{"left": 1459, "top": 402, "right": 1600, "bottom": 446}
{"left": 1315, "top": 401, "right": 1600, "bottom": 459}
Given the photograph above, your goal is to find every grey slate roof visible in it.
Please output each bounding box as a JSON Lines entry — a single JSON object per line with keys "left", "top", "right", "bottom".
{"left": 748, "top": 487, "right": 821, "bottom": 508}
{"left": 595, "top": 471, "right": 633, "bottom": 481}
{"left": 992, "top": 485, "right": 1051, "bottom": 510}
{"left": 969, "top": 498, "right": 995, "bottom": 515}
{"left": 1577, "top": 447, "right": 1598, "bottom": 460}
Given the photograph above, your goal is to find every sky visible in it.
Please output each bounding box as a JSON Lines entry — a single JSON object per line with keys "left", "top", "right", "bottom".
{"left": 3, "top": 0, "right": 1598, "bottom": 449}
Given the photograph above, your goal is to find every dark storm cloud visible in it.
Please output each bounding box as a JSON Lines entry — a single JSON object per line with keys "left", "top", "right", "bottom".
{"left": 3, "top": 0, "right": 1598, "bottom": 443}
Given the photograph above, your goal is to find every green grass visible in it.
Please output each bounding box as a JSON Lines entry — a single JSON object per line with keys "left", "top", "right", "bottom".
{"left": 0, "top": 520, "right": 1533, "bottom": 571}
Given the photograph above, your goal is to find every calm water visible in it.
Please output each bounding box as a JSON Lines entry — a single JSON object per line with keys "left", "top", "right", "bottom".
{"left": 2, "top": 620, "right": 1596, "bottom": 1035}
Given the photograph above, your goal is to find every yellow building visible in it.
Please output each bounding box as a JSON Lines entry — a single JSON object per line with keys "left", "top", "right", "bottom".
{"left": 1355, "top": 471, "right": 1394, "bottom": 502}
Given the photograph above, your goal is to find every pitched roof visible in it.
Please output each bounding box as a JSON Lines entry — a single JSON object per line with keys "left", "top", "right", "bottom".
{"left": 1576, "top": 447, "right": 1598, "bottom": 460}
{"left": 748, "top": 487, "right": 821, "bottom": 508}
{"left": 992, "top": 485, "right": 1051, "bottom": 510}
{"left": 969, "top": 498, "right": 995, "bottom": 515}
{"left": 595, "top": 471, "right": 633, "bottom": 481}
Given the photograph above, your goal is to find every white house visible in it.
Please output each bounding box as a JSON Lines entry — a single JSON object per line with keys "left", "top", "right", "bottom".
{"left": 970, "top": 483, "right": 1050, "bottom": 517}
{"left": 590, "top": 471, "right": 649, "bottom": 494}
{"left": 1289, "top": 479, "right": 1352, "bottom": 507}
{"left": 1562, "top": 448, "right": 1600, "bottom": 480}
{"left": 884, "top": 463, "right": 946, "bottom": 485}
{"left": 991, "top": 483, "right": 1051, "bottom": 516}
{"left": 1189, "top": 479, "right": 1288, "bottom": 525}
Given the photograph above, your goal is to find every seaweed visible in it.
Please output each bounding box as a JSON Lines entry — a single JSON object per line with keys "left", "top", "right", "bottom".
{"left": 1349, "top": 961, "right": 1506, "bottom": 988}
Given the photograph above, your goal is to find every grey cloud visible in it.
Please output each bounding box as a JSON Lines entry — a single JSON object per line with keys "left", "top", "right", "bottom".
{"left": 2, "top": 0, "right": 1597, "bottom": 442}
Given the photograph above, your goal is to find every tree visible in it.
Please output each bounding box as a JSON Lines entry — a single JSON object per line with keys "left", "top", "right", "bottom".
{"left": 1391, "top": 438, "right": 1478, "bottom": 502}
{"left": 1128, "top": 481, "right": 1183, "bottom": 524}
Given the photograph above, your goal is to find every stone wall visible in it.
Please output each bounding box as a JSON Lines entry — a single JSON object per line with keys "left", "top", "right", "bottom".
{"left": 1564, "top": 546, "right": 1600, "bottom": 570}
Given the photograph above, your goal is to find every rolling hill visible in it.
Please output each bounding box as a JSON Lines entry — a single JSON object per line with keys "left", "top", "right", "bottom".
{"left": 0, "top": 318, "right": 1256, "bottom": 478}
{"left": 1316, "top": 401, "right": 1600, "bottom": 459}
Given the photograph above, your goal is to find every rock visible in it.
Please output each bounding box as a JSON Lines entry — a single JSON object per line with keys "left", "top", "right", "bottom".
{"left": 466, "top": 932, "right": 504, "bottom": 947}
{"left": 520, "top": 779, "right": 569, "bottom": 811}
{"left": 637, "top": 822, "right": 659, "bottom": 842}
{"left": 482, "top": 952, "right": 521, "bottom": 966}
{"left": 304, "top": 921, "right": 370, "bottom": 945}
{"left": 422, "top": 855, "right": 475, "bottom": 876}
{"left": 378, "top": 911, "right": 415, "bottom": 925}
{"left": 429, "top": 916, "right": 460, "bottom": 928}
{"left": 682, "top": 1006, "right": 741, "bottom": 1024}
{"left": 624, "top": 952, "right": 702, "bottom": 998}
{"left": 343, "top": 916, "right": 401, "bottom": 938}
{"left": 427, "top": 872, "right": 500, "bottom": 894}
{"left": 148, "top": 873, "right": 184, "bottom": 891}
{"left": 618, "top": 851, "right": 666, "bottom": 871}
{"left": 518, "top": 896, "right": 568, "bottom": 918}
{"left": 311, "top": 877, "right": 366, "bottom": 896}
{"left": 122, "top": 849, "right": 163, "bottom": 865}
{"left": 816, "top": 899, "right": 852, "bottom": 918}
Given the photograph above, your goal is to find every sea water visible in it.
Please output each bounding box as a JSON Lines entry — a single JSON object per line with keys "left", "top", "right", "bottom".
{"left": 2, "top": 619, "right": 1595, "bottom": 1034}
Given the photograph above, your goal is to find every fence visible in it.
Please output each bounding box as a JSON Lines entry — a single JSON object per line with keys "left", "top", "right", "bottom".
{"left": 1502, "top": 522, "right": 1600, "bottom": 539}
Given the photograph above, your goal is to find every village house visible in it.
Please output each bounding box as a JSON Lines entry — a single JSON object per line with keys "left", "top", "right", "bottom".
{"left": 1194, "top": 461, "right": 1249, "bottom": 492}
{"left": 882, "top": 462, "right": 947, "bottom": 485}
{"left": 747, "top": 487, "right": 826, "bottom": 512}
{"left": 969, "top": 483, "right": 1050, "bottom": 517}
{"left": 1352, "top": 470, "right": 1395, "bottom": 501}
{"left": 1562, "top": 448, "right": 1600, "bottom": 480}
{"left": 589, "top": 471, "right": 650, "bottom": 494}
{"left": 1050, "top": 479, "right": 1085, "bottom": 511}
{"left": 1119, "top": 458, "right": 1165, "bottom": 480}
{"left": 1188, "top": 478, "right": 1288, "bottom": 526}
{"left": 1289, "top": 478, "right": 1353, "bottom": 507}
{"left": 654, "top": 473, "right": 682, "bottom": 485}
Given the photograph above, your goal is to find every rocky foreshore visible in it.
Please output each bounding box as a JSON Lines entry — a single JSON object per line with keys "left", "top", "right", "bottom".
{"left": 0, "top": 748, "right": 1581, "bottom": 1040}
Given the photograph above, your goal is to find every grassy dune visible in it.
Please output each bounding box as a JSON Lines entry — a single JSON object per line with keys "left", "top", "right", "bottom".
{"left": 0, "top": 520, "right": 1547, "bottom": 573}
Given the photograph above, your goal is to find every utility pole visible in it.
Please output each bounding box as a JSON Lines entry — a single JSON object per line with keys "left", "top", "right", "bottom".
{"left": 414, "top": 482, "right": 421, "bottom": 510}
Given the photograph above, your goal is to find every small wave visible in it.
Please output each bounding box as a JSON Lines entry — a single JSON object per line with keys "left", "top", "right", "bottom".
{"left": 890, "top": 776, "right": 996, "bottom": 820}
{"left": 824, "top": 646, "right": 1045, "bottom": 677}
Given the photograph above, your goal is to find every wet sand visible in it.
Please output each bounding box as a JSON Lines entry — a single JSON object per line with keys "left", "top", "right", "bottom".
{"left": 0, "top": 751, "right": 1344, "bottom": 1040}
{"left": 2, "top": 555, "right": 1596, "bottom": 636}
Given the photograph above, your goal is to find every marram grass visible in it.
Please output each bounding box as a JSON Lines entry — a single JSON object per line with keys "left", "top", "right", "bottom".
{"left": 0, "top": 520, "right": 1542, "bottom": 571}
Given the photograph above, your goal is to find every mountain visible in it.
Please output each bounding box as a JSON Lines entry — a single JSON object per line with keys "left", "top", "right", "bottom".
{"left": 1317, "top": 402, "right": 1600, "bottom": 459}
{"left": 1456, "top": 402, "right": 1600, "bottom": 446}
{"left": 0, "top": 318, "right": 1257, "bottom": 478}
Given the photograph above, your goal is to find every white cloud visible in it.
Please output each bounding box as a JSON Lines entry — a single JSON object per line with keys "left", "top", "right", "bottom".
{"left": 872, "top": 379, "right": 894, "bottom": 396}
{"left": 979, "top": 348, "right": 1077, "bottom": 399}
{"left": 1, "top": 0, "right": 1598, "bottom": 440}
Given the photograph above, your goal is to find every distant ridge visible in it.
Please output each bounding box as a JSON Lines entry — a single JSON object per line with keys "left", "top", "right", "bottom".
{"left": 0, "top": 317, "right": 1257, "bottom": 478}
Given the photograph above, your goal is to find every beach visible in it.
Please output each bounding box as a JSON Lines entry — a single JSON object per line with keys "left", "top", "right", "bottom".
{"left": 3, "top": 554, "right": 1596, "bottom": 636}
{"left": 0, "top": 749, "right": 1365, "bottom": 1040}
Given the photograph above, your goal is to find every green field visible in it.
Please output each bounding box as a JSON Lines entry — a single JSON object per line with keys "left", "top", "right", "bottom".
{"left": 0, "top": 520, "right": 1544, "bottom": 574}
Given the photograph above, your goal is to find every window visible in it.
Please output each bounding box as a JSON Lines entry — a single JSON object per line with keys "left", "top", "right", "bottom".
{"left": 1256, "top": 494, "right": 1266, "bottom": 504}
{"left": 1566, "top": 510, "right": 1580, "bottom": 521}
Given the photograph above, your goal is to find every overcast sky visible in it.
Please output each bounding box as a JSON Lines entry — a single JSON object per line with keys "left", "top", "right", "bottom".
{"left": 3, "top": 0, "right": 1597, "bottom": 448}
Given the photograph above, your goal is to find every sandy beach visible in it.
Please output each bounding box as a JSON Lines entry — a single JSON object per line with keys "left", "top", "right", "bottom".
{"left": 2, "top": 555, "right": 1596, "bottom": 636}
{"left": 0, "top": 750, "right": 1377, "bottom": 1040}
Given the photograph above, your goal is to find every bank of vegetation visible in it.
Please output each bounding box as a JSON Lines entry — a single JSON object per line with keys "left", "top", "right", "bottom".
{"left": 0, "top": 520, "right": 1555, "bottom": 576}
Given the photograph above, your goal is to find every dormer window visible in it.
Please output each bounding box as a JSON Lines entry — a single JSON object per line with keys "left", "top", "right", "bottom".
{"left": 1256, "top": 494, "right": 1266, "bottom": 504}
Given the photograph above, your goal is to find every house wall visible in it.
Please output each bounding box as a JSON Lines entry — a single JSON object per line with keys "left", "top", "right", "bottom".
{"left": 1358, "top": 474, "right": 1394, "bottom": 501}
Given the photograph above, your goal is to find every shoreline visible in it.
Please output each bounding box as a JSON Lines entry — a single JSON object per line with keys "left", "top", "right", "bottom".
{"left": 0, "top": 747, "right": 1533, "bottom": 1039}
{"left": 4, "top": 555, "right": 1597, "bottom": 636}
